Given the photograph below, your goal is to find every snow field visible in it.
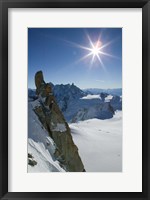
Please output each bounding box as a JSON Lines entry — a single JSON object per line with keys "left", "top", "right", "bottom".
{"left": 70, "top": 111, "right": 122, "bottom": 172}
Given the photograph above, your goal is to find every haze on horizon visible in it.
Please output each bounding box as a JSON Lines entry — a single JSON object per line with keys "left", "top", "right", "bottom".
{"left": 28, "top": 28, "right": 122, "bottom": 89}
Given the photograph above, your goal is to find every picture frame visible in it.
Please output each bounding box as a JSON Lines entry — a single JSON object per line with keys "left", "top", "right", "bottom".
{"left": 0, "top": 0, "right": 150, "bottom": 199}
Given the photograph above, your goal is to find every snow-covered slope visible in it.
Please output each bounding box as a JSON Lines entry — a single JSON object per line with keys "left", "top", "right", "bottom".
{"left": 70, "top": 111, "right": 122, "bottom": 172}
{"left": 105, "top": 94, "right": 113, "bottom": 102}
{"left": 70, "top": 101, "right": 114, "bottom": 122}
{"left": 28, "top": 102, "right": 65, "bottom": 172}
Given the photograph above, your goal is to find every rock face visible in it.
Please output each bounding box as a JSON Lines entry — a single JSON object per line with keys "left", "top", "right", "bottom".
{"left": 34, "top": 71, "right": 85, "bottom": 172}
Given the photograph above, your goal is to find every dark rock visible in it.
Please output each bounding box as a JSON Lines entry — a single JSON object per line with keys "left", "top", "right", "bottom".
{"left": 35, "top": 71, "right": 45, "bottom": 95}
{"left": 28, "top": 153, "right": 33, "bottom": 159}
{"left": 28, "top": 158, "right": 37, "bottom": 167}
{"left": 28, "top": 153, "right": 37, "bottom": 167}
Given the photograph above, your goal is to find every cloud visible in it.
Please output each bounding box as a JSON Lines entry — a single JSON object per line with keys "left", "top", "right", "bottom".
{"left": 96, "top": 80, "right": 105, "bottom": 83}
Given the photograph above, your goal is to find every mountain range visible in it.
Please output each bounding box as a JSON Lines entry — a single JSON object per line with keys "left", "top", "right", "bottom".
{"left": 29, "top": 84, "right": 122, "bottom": 122}
{"left": 83, "top": 88, "right": 122, "bottom": 96}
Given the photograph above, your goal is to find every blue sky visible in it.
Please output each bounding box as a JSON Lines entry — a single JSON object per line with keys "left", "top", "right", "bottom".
{"left": 28, "top": 28, "right": 122, "bottom": 89}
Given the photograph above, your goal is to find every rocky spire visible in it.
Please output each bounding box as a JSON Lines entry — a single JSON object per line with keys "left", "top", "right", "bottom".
{"left": 34, "top": 71, "right": 85, "bottom": 172}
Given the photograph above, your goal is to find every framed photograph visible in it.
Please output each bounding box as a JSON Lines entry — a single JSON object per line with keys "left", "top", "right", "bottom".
{"left": 0, "top": 0, "right": 150, "bottom": 199}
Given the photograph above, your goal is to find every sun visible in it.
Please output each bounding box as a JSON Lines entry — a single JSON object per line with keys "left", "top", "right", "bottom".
{"left": 75, "top": 34, "right": 114, "bottom": 69}
{"left": 64, "top": 33, "right": 115, "bottom": 70}
{"left": 90, "top": 40, "right": 102, "bottom": 57}
{"left": 83, "top": 37, "right": 107, "bottom": 68}
{"left": 91, "top": 45, "right": 99, "bottom": 56}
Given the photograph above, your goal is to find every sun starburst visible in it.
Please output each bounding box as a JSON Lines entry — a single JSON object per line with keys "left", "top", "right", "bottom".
{"left": 81, "top": 34, "right": 114, "bottom": 70}
{"left": 63, "top": 32, "right": 117, "bottom": 70}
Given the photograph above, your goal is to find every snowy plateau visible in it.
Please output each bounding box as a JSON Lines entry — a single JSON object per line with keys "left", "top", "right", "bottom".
{"left": 70, "top": 111, "right": 122, "bottom": 172}
{"left": 28, "top": 84, "right": 122, "bottom": 172}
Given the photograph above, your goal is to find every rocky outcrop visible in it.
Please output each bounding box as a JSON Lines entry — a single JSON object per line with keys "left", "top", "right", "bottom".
{"left": 33, "top": 71, "right": 85, "bottom": 172}
{"left": 28, "top": 153, "right": 37, "bottom": 166}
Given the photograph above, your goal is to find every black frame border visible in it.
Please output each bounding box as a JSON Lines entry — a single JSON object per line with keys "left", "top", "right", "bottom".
{"left": 0, "top": 0, "right": 150, "bottom": 199}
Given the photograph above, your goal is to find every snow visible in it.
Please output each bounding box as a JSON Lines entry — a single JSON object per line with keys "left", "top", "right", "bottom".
{"left": 28, "top": 102, "right": 65, "bottom": 172}
{"left": 52, "top": 123, "right": 67, "bottom": 132}
{"left": 30, "top": 99, "right": 41, "bottom": 109}
{"left": 39, "top": 94, "right": 47, "bottom": 103}
{"left": 105, "top": 95, "right": 113, "bottom": 102}
{"left": 81, "top": 94, "right": 101, "bottom": 100}
{"left": 69, "top": 111, "right": 122, "bottom": 172}
{"left": 120, "top": 96, "right": 122, "bottom": 102}
{"left": 28, "top": 139, "right": 64, "bottom": 172}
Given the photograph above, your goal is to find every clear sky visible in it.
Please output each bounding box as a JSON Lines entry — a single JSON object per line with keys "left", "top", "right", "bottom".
{"left": 28, "top": 28, "right": 122, "bottom": 89}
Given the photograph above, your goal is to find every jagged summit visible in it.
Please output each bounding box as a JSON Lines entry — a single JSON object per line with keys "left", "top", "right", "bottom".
{"left": 31, "top": 71, "right": 85, "bottom": 172}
